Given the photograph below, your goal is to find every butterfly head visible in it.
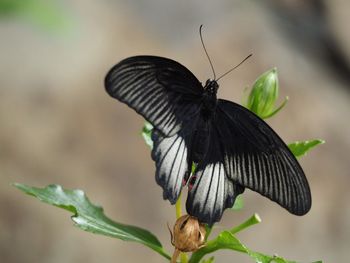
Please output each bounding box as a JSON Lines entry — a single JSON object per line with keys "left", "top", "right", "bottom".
{"left": 204, "top": 79, "right": 219, "bottom": 96}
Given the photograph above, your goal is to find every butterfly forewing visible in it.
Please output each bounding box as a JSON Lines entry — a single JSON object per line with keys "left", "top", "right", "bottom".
{"left": 105, "top": 56, "right": 204, "bottom": 136}
{"left": 216, "top": 99, "right": 311, "bottom": 215}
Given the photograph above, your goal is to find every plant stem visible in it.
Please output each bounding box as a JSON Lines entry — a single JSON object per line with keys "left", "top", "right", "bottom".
{"left": 174, "top": 193, "right": 188, "bottom": 263}
{"left": 180, "top": 252, "right": 188, "bottom": 263}
{"left": 204, "top": 225, "right": 213, "bottom": 241}
{"left": 171, "top": 248, "right": 188, "bottom": 263}
{"left": 171, "top": 249, "right": 181, "bottom": 263}
{"left": 230, "top": 213, "right": 261, "bottom": 235}
{"left": 175, "top": 192, "right": 182, "bottom": 219}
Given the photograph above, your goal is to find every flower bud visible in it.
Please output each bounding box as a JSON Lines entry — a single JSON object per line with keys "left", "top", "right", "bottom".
{"left": 245, "top": 68, "right": 288, "bottom": 119}
{"left": 170, "top": 215, "right": 206, "bottom": 252}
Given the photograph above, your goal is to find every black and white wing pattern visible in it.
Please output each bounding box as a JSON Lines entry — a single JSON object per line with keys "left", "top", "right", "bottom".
{"left": 216, "top": 99, "right": 311, "bottom": 216}
{"left": 186, "top": 123, "right": 245, "bottom": 225}
{"left": 151, "top": 129, "right": 191, "bottom": 204}
{"left": 105, "top": 56, "right": 203, "bottom": 136}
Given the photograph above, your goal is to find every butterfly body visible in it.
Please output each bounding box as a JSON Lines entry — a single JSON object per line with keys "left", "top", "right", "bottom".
{"left": 189, "top": 119, "right": 210, "bottom": 164}
{"left": 105, "top": 55, "right": 311, "bottom": 225}
{"left": 201, "top": 80, "right": 218, "bottom": 117}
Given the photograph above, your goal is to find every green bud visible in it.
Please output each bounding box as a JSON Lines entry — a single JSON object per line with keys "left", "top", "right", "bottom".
{"left": 244, "top": 68, "right": 288, "bottom": 119}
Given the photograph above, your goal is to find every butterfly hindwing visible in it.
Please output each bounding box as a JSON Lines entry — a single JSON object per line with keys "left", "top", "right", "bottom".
{"left": 186, "top": 123, "right": 245, "bottom": 225}
{"left": 215, "top": 99, "right": 311, "bottom": 215}
{"left": 151, "top": 129, "right": 191, "bottom": 204}
{"left": 105, "top": 56, "right": 203, "bottom": 136}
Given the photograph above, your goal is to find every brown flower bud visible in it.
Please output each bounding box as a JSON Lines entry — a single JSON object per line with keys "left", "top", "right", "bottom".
{"left": 169, "top": 215, "right": 206, "bottom": 263}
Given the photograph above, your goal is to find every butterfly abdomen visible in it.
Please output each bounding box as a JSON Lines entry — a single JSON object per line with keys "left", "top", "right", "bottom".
{"left": 190, "top": 128, "right": 210, "bottom": 164}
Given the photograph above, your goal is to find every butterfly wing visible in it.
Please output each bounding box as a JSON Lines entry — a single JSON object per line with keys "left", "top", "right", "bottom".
{"left": 186, "top": 119, "right": 245, "bottom": 225}
{"left": 151, "top": 129, "right": 191, "bottom": 204}
{"left": 216, "top": 99, "right": 311, "bottom": 216}
{"left": 105, "top": 56, "right": 203, "bottom": 136}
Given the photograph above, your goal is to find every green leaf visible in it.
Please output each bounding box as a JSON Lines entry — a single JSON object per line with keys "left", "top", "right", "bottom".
{"left": 190, "top": 230, "right": 296, "bottom": 263}
{"left": 231, "top": 194, "right": 244, "bottom": 211}
{"left": 244, "top": 68, "right": 288, "bottom": 119}
{"left": 288, "top": 139, "right": 325, "bottom": 158}
{"left": 189, "top": 213, "right": 321, "bottom": 263}
{"left": 14, "top": 183, "right": 171, "bottom": 260}
{"left": 141, "top": 122, "right": 154, "bottom": 149}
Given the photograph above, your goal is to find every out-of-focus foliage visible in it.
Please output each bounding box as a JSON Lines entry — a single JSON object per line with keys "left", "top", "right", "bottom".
{"left": 0, "top": 0, "right": 69, "bottom": 30}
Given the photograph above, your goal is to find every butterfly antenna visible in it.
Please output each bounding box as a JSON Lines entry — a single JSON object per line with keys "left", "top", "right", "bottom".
{"left": 199, "top": 25, "right": 216, "bottom": 80}
{"left": 216, "top": 54, "right": 252, "bottom": 81}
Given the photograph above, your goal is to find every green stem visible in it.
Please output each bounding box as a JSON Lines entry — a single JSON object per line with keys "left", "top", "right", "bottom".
{"left": 174, "top": 193, "right": 188, "bottom": 263}
{"left": 230, "top": 213, "right": 261, "bottom": 235}
{"left": 175, "top": 192, "right": 182, "bottom": 219}
{"left": 204, "top": 225, "right": 213, "bottom": 241}
{"left": 180, "top": 253, "right": 188, "bottom": 263}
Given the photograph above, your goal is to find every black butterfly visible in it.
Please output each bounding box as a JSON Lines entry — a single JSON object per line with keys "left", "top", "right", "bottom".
{"left": 104, "top": 55, "right": 311, "bottom": 225}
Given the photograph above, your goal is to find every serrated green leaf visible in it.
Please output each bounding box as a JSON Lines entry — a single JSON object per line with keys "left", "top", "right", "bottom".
{"left": 14, "top": 183, "right": 171, "bottom": 260}
{"left": 288, "top": 139, "right": 325, "bottom": 158}
{"left": 231, "top": 194, "right": 244, "bottom": 211}
{"left": 141, "top": 122, "right": 154, "bottom": 149}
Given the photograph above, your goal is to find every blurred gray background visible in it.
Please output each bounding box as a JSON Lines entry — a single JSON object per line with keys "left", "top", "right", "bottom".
{"left": 1, "top": 0, "right": 349, "bottom": 262}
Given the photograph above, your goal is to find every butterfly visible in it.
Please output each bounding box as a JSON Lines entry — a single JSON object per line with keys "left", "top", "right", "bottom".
{"left": 104, "top": 55, "right": 311, "bottom": 225}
